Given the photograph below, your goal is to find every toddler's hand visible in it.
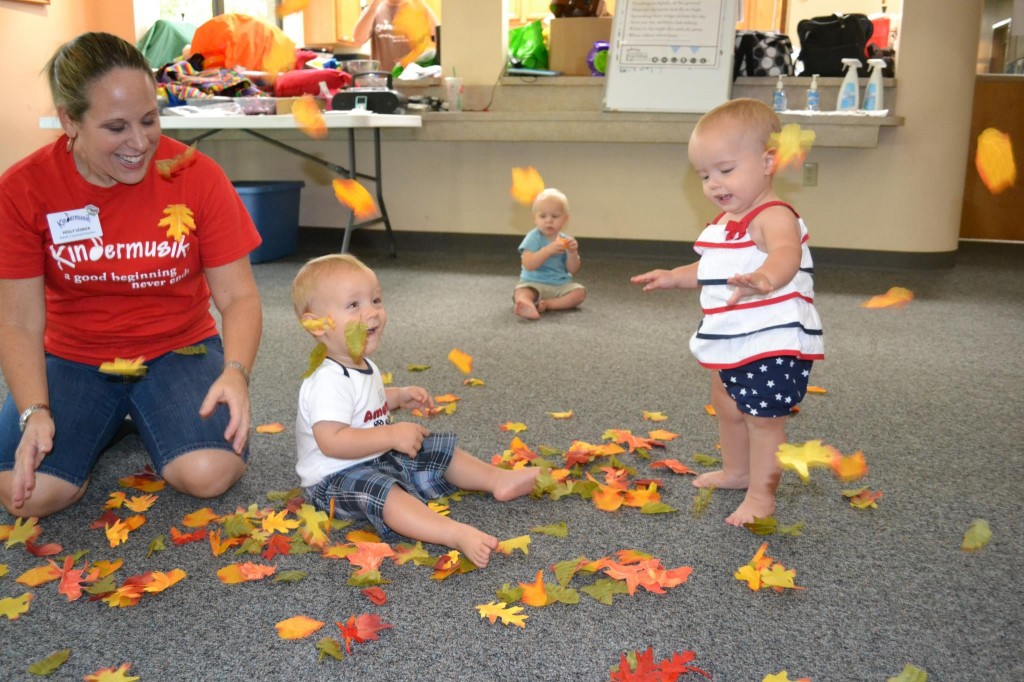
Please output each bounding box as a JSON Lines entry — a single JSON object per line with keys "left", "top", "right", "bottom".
{"left": 397, "top": 386, "right": 433, "bottom": 411}
{"left": 631, "top": 269, "right": 673, "bottom": 291}
{"left": 726, "top": 272, "right": 774, "bottom": 305}
{"left": 561, "top": 237, "right": 579, "bottom": 253}
{"left": 390, "top": 422, "right": 430, "bottom": 458}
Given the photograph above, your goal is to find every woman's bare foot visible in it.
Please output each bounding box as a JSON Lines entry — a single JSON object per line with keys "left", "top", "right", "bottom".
{"left": 514, "top": 300, "right": 540, "bottom": 320}
{"left": 725, "top": 492, "right": 776, "bottom": 527}
{"left": 453, "top": 525, "right": 499, "bottom": 567}
{"left": 692, "top": 470, "right": 748, "bottom": 489}
{"left": 493, "top": 467, "right": 542, "bottom": 501}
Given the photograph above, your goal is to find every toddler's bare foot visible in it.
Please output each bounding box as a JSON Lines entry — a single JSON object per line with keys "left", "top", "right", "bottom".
{"left": 536, "top": 300, "right": 548, "bottom": 313}
{"left": 693, "top": 470, "right": 748, "bottom": 489}
{"left": 453, "top": 526, "right": 499, "bottom": 568}
{"left": 514, "top": 300, "right": 540, "bottom": 320}
{"left": 725, "top": 492, "right": 776, "bottom": 527}
{"left": 493, "top": 467, "right": 542, "bottom": 501}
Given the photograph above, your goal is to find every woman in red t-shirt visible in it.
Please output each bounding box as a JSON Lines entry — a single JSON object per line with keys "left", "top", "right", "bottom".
{"left": 0, "top": 32, "right": 263, "bottom": 517}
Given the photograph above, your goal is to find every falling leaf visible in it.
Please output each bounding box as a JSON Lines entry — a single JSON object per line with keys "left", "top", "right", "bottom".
{"left": 447, "top": 348, "right": 473, "bottom": 374}
{"left": 301, "top": 315, "right": 335, "bottom": 333}
{"left": 83, "top": 663, "right": 140, "bottom": 682}
{"left": 862, "top": 286, "right": 914, "bottom": 309}
{"left": 496, "top": 535, "right": 531, "bottom": 556}
{"left": 27, "top": 648, "right": 71, "bottom": 676}
{"left": 531, "top": 522, "right": 568, "bottom": 537}
{"left": 887, "top": 663, "right": 929, "bottom": 682}
{"left": 303, "top": 342, "right": 328, "bottom": 379}
{"left": 642, "top": 410, "right": 668, "bottom": 422}
{"left": 830, "top": 450, "right": 868, "bottom": 482}
{"left": 806, "top": 385, "right": 827, "bottom": 394}
{"left": 98, "top": 357, "right": 148, "bottom": 377}
{"left": 0, "top": 592, "right": 33, "bottom": 620}
{"left": 510, "top": 166, "right": 544, "bottom": 206}
{"left": 293, "top": 94, "right": 326, "bottom": 139}
{"left": 776, "top": 440, "right": 838, "bottom": 483}
{"left": 276, "top": 0, "right": 309, "bottom": 17}
{"left": 155, "top": 143, "right": 197, "bottom": 179}
{"left": 499, "top": 421, "right": 528, "bottom": 433}
{"left": 548, "top": 410, "right": 574, "bottom": 419}
{"left": 704, "top": 404, "right": 716, "bottom": 416}
{"left": 332, "top": 178, "right": 378, "bottom": 220}
{"left": 159, "top": 203, "right": 196, "bottom": 242}
{"left": 476, "top": 601, "right": 528, "bottom": 627}
{"left": 769, "top": 123, "right": 816, "bottom": 171}
{"left": 256, "top": 422, "right": 286, "bottom": 434}
{"left": 276, "top": 615, "right": 326, "bottom": 640}
{"left": 976, "top": 127, "right": 1016, "bottom": 194}
{"left": 961, "top": 519, "right": 992, "bottom": 552}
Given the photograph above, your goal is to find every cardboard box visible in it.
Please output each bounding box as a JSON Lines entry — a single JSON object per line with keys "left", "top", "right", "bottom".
{"left": 549, "top": 17, "right": 612, "bottom": 77}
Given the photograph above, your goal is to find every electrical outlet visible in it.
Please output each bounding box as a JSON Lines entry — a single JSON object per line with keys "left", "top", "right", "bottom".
{"left": 803, "top": 162, "right": 818, "bottom": 187}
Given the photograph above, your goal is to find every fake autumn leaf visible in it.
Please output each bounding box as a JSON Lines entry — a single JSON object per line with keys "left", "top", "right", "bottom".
{"left": 770, "top": 123, "right": 816, "bottom": 171}
{"left": 463, "top": 377, "right": 485, "bottom": 387}
{"left": 98, "top": 357, "right": 148, "bottom": 377}
{"left": 651, "top": 459, "right": 697, "bottom": 476}
{"left": 361, "top": 586, "right": 388, "bottom": 605}
{"left": 610, "top": 647, "right": 710, "bottom": 681}
{"left": 392, "top": 0, "right": 434, "bottom": 67}
{"left": 346, "top": 542, "right": 395, "bottom": 575}
{"left": 143, "top": 569, "right": 186, "bottom": 594}
{"left": 548, "top": 409, "right": 574, "bottom": 419}
{"left": 763, "top": 672, "right": 811, "bottom": 682}
{"left": 123, "top": 494, "right": 157, "bottom": 513}
{"left": 335, "top": 613, "right": 393, "bottom": 654}
{"left": 510, "top": 166, "right": 544, "bottom": 206}
{"left": 830, "top": 449, "right": 868, "bottom": 481}
{"left": 447, "top": 348, "right": 473, "bottom": 374}
{"left": 5, "top": 516, "right": 40, "bottom": 548}
{"left": 217, "top": 562, "right": 277, "bottom": 584}
{"left": 256, "top": 422, "right": 286, "bottom": 434}
{"left": 275, "top": 615, "right": 326, "bottom": 640}
{"left": 262, "top": 509, "right": 301, "bottom": 535}
{"left": 888, "top": 663, "right": 929, "bottom": 682}
{"left": 0, "top": 591, "right": 34, "bottom": 619}
{"left": 496, "top": 535, "right": 531, "bottom": 556}
{"left": 642, "top": 410, "right": 668, "bottom": 422}
{"left": 83, "top": 663, "right": 140, "bottom": 682}
{"left": 499, "top": 421, "right": 528, "bottom": 433}
{"left": 155, "top": 143, "right": 197, "bottom": 179}
{"left": 961, "top": 519, "right": 992, "bottom": 552}
{"left": 17, "top": 563, "right": 61, "bottom": 587}
{"left": 647, "top": 429, "right": 679, "bottom": 441}
{"left": 303, "top": 342, "right": 328, "bottom": 379}
{"left": 976, "top": 127, "right": 1016, "bottom": 194}
{"left": 862, "top": 286, "right": 914, "bottom": 309}
{"left": 332, "top": 178, "right": 377, "bottom": 220}
{"left": 118, "top": 465, "right": 165, "bottom": 492}
{"left": 531, "top": 521, "right": 568, "bottom": 537}
{"left": 600, "top": 558, "right": 692, "bottom": 596}
{"left": 27, "top": 649, "right": 71, "bottom": 677}
{"left": 476, "top": 601, "right": 528, "bottom": 627}
{"left": 301, "top": 315, "right": 335, "bottom": 333}
{"left": 183, "top": 507, "right": 220, "bottom": 528}
{"left": 344, "top": 320, "right": 369, "bottom": 363}
{"left": 293, "top": 94, "right": 326, "bottom": 139}
{"left": 276, "top": 0, "right": 309, "bottom": 17}
{"left": 735, "top": 543, "right": 801, "bottom": 592}
{"left": 843, "top": 487, "right": 883, "bottom": 509}
{"left": 160, "top": 203, "right": 196, "bottom": 242}
{"left": 776, "top": 439, "right": 838, "bottom": 483}
{"left": 519, "top": 569, "right": 550, "bottom": 607}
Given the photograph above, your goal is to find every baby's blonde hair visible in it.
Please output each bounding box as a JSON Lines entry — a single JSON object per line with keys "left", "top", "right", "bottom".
{"left": 291, "top": 253, "right": 373, "bottom": 318}
{"left": 692, "top": 98, "right": 781, "bottom": 148}
{"left": 532, "top": 188, "right": 569, "bottom": 214}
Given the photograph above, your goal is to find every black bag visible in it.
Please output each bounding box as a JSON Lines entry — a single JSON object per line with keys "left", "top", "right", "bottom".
{"left": 734, "top": 31, "right": 795, "bottom": 79}
{"left": 797, "top": 13, "right": 872, "bottom": 77}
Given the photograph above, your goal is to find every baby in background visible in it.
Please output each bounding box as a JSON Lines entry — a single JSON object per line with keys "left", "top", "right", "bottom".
{"left": 292, "top": 254, "right": 540, "bottom": 566}
{"left": 513, "top": 188, "right": 586, "bottom": 320}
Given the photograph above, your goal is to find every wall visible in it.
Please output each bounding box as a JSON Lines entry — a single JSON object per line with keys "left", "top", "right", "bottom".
{"left": 0, "top": 0, "right": 135, "bottom": 169}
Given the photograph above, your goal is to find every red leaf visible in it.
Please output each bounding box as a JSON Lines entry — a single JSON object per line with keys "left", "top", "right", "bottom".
{"left": 261, "top": 534, "right": 292, "bottom": 561}
{"left": 25, "top": 537, "right": 63, "bottom": 557}
{"left": 336, "top": 613, "right": 393, "bottom": 654}
{"left": 361, "top": 587, "right": 387, "bottom": 605}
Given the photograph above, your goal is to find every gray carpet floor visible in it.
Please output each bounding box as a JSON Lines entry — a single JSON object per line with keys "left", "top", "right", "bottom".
{"left": 1, "top": 235, "right": 1021, "bottom": 681}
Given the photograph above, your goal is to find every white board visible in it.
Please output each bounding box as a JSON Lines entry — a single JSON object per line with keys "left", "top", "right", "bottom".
{"left": 603, "top": 0, "right": 738, "bottom": 113}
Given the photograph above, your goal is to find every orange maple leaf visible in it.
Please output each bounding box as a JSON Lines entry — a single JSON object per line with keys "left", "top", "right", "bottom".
{"left": 346, "top": 542, "right": 396, "bottom": 575}
{"left": 123, "top": 494, "right": 157, "bottom": 513}
{"left": 510, "top": 166, "right": 544, "bottom": 206}
{"left": 651, "top": 459, "right": 697, "bottom": 476}
{"left": 118, "top": 465, "right": 166, "bottom": 492}
{"left": 54, "top": 556, "right": 99, "bottom": 601}
{"left": 861, "top": 286, "right": 914, "bottom": 309}
{"left": 336, "top": 613, "right": 393, "bottom": 654}
{"left": 293, "top": 94, "right": 326, "bottom": 139}
{"left": 169, "top": 526, "right": 207, "bottom": 545}
{"left": 392, "top": 0, "right": 434, "bottom": 67}
{"left": 447, "top": 348, "right": 473, "bottom": 374}
{"left": 769, "top": 123, "right": 816, "bottom": 171}
{"left": 333, "top": 178, "right": 377, "bottom": 219}
{"left": 143, "top": 569, "right": 187, "bottom": 594}
{"left": 276, "top": 614, "right": 325, "bottom": 640}
{"left": 362, "top": 586, "right": 388, "bottom": 605}
{"left": 830, "top": 450, "right": 868, "bottom": 482}
{"left": 622, "top": 483, "right": 661, "bottom": 508}
{"left": 519, "top": 569, "right": 550, "bottom": 607}
{"left": 182, "top": 507, "right": 220, "bottom": 528}
{"left": 155, "top": 143, "right": 197, "bottom": 180}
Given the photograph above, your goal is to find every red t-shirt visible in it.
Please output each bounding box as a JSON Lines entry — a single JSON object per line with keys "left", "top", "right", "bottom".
{"left": 0, "top": 135, "right": 261, "bottom": 365}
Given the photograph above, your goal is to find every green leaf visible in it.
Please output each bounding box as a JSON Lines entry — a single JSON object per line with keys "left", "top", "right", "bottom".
{"left": 267, "top": 488, "right": 302, "bottom": 502}
{"left": 549, "top": 481, "right": 577, "bottom": 501}
{"left": 348, "top": 570, "right": 391, "bottom": 587}
{"left": 84, "top": 574, "right": 117, "bottom": 596}
{"left": 961, "top": 519, "right": 992, "bottom": 552}
{"left": 406, "top": 364, "right": 430, "bottom": 372}
{"left": 221, "top": 513, "right": 255, "bottom": 538}
{"left": 547, "top": 584, "right": 580, "bottom": 605}
{"left": 531, "top": 470, "right": 559, "bottom": 497}
{"left": 288, "top": 534, "right": 315, "bottom": 555}
{"left": 640, "top": 502, "right": 678, "bottom": 515}
{"left": 779, "top": 521, "right": 806, "bottom": 537}
{"left": 303, "top": 342, "right": 328, "bottom": 379}
{"left": 571, "top": 480, "right": 599, "bottom": 500}
{"left": 27, "top": 649, "right": 71, "bottom": 676}
{"left": 344, "top": 321, "right": 368, "bottom": 362}
{"left": 693, "top": 453, "right": 721, "bottom": 467}
{"left": 551, "top": 558, "right": 586, "bottom": 586}
{"left": 531, "top": 522, "right": 568, "bottom": 537}
{"left": 743, "top": 516, "right": 779, "bottom": 536}
{"left": 172, "top": 344, "right": 207, "bottom": 355}
{"left": 234, "top": 536, "right": 265, "bottom": 555}
{"left": 692, "top": 486, "right": 715, "bottom": 518}
{"left": 496, "top": 583, "right": 523, "bottom": 604}
{"left": 273, "top": 570, "right": 309, "bottom": 583}
{"left": 581, "top": 578, "right": 629, "bottom": 605}
{"left": 887, "top": 663, "right": 928, "bottom": 682}
{"left": 147, "top": 535, "right": 166, "bottom": 558}
{"left": 537, "top": 445, "right": 563, "bottom": 458}
{"left": 316, "top": 637, "right": 344, "bottom": 662}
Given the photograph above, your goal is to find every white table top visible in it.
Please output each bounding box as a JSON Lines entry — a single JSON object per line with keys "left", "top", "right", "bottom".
{"left": 39, "top": 111, "right": 421, "bottom": 131}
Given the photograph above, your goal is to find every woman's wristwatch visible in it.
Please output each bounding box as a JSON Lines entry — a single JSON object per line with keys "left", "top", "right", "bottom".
{"left": 19, "top": 403, "right": 50, "bottom": 432}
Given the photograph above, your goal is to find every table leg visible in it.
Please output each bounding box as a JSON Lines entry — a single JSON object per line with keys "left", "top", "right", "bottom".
{"left": 373, "top": 130, "right": 397, "bottom": 258}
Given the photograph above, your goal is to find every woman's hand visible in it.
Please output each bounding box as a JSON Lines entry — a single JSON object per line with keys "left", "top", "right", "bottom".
{"left": 199, "top": 369, "right": 251, "bottom": 454}
{"left": 11, "top": 413, "right": 55, "bottom": 509}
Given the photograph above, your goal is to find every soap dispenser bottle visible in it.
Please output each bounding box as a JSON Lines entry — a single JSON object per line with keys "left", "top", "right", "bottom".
{"left": 836, "top": 58, "right": 862, "bottom": 111}
{"left": 863, "top": 58, "right": 886, "bottom": 111}
{"left": 772, "top": 74, "right": 787, "bottom": 112}
{"left": 806, "top": 74, "right": 820, "bottom": 111}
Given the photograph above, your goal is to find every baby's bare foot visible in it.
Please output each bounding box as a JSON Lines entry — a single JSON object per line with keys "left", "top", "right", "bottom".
{"left": 493, "top": 467, "right": 542, "bottom": 501}
{"left": 725, "top": 493, "right": 776, "bottom": 527}
{"left": 536, "top": 300, "right": 548, "bottom": 313}
{"left": 514, "top": 300, "right": 540, "bottom": 320}
{"left": 693, "top": 470, "right": 749, "bottom": 489}
{"left": 454, "top": 526, "right": 499, "bottom": 568}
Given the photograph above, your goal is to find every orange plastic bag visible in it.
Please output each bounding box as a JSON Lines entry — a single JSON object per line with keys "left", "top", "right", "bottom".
{"left": 189, "top": 14, "right": 296, "bottom": 73}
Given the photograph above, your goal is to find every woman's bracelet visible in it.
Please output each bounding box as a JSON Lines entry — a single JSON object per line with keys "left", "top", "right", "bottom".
{"left": 224, "top": 361, "right": 251, "bottom": 386}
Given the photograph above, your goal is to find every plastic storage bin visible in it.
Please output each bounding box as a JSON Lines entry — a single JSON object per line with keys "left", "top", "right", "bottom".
{"left": 233, "top": 181, "right": 305, "bottom": 263}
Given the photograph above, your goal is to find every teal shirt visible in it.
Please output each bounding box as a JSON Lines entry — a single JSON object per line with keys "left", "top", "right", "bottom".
{"left": 518, "top": 228, "right": 571, "bottom": 285}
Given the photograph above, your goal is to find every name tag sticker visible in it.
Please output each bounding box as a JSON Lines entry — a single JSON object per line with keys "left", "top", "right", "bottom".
{"left": 47, "top": 205, "right": 103, "bottom": 244}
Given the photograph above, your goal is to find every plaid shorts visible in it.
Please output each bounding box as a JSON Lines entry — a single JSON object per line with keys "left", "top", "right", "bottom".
{"left": 303, "top": 433, "right": 459, "bottom": 541}
{"left": 719, "top": 357, "right": 813, "bottom": 418}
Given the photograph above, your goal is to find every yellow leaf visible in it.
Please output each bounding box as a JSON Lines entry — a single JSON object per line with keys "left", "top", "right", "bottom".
{"left": 496, "top": 535, "right": 531, "bottom": 556}
{"left": 333, "top": 178, "right": 377, "bottom": 219}
{"left": 760, "top": 564, "right": 799, "bottom": 590}
{"left": 381, "top": 371, "right": 393, "bottom": 385}
{"left": 510, "top": 166, "right": 544, "bottom": 206}
{"left": 5, "top": 516, "right": 40, "bottom": 548}
{"left": 276, "top": 0, "right": 309, "bottom": 17}
{"left": 961, "top": 519, "right": 992, "bottom": 552}
{"left": 92, "top": 558, "right": 123, "bottom": 578}
{"left": 105, "top": 520, "right": 130, "bottom": 548}
{"left": 976, "top": 127, "right": 1016, "bottom": 194}
{"left": 769, "top": 123, "right": 816, "bottom": 171}
{"left": 123, "top": 494, "right": 158, "bottom": 513}
{"left": 463, "top": 377, "right": 485, "bottom": 387}
{"left": 0, "top": 592, "right": 33, "bottom": 620}
{"left": 276, "top": 614, "right": 326, "bottom": 640}
{"left": 16, "top": 563, "right": 61, "bottom": 587}
{"left": 734, "top": 564, "right": 762, "bottom": 591}
{"left": 159, "top": 203, "right": 196, "bottom": 242}
{"left": 293, "top": 94, "right": 326, "bottom": 139}
{"left": 647, "top": 429, "right": 679, "bottom": 441}
{"left": 262, "top": 509, "right": 301, "bottom": 535}
{"left": 346, "top": 528, "right": 381, "bottom": 543}
{"left": 548, "top": 410, "right": 574, "bottom": 419}
{"left": 704, "top": 404, "right": 717, "bottom": 416}
{"left": 499, "top": 421, "right": 528, "bottom": 433}
{"left": 775, "top": 440, "right": 838, "bottom": 483}
{"left": 476, "top": 601, "right": 528, "bottom": 627}
{"left": 296, "top": 503, "right": 329, "bottom": 548}
{"left": 144, "top": 568, "right": 187, "bottom": 593}
{"left": 301, "top": 315, "right": 335, "bottom": 333}
{"left": 448, "top": 348, "right": 473, "bottom": 374}
{"left": 104, "top": 491, "right": 127, "bottom": 509}
{"left": 434, "top": 394, "right": 460, "bottom": 404}
{"left": 183, "top": 507, "right": 220, "bottom": 528}
{"left": 83, "top": 663, "right": 140, "bottom": 682}
{"left": 303, "top": 342, "right": 328, "bottom": 379}
{"left": 642, "top": 410, "right": 668, "bottom": 422}
{"left": 98, "top": 357, "right": 148, "bottom": 377}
